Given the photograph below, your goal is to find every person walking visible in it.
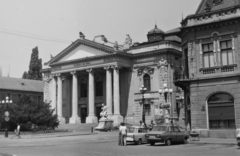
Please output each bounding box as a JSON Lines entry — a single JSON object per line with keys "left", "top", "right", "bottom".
{"left": 119, "top": 122, "right": 127, "bottom": 146}
{"left": 16, "top": 123, "right": 21, "bottom": 139}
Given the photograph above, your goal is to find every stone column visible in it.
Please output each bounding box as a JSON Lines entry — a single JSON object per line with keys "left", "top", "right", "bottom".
{"left": 86, "top": 69, "right": 98, "bottom": 123}
{"left": 51, "top": 75, "right": 57, "bottom": 115}
{"left": 70, "top": 71, "right": 81, "bottom": 124}
{"left": 104, "top": 66, "right": 113, "bottom": 116}
{"left": 111, "top": 66, "right": 123, "bottom": 126}
{"left": 57, "top": 74, "right": 65, "bottom": 124}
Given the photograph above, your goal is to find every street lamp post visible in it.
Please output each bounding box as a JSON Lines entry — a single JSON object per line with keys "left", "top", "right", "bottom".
{"left": 139, "top": 85, "right": 147, "bottom": 128}
{"left": 0, "top": 96, "right": 12, "bottom": 138}
{"left": 158, "top": 83, "right": 173, "bottom": 123}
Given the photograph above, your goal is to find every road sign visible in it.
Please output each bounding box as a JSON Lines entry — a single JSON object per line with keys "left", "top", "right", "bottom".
{"left": 5, "top": 111, "right": 9, "bottom": 117}
{"left": 5, "top": 117, "right": 9, "bottom": 121}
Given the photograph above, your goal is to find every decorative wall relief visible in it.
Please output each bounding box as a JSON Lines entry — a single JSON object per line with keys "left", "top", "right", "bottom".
{"left": 157, "top": 57, "right": 168, "bottom": 81}
{"left": 137, "top": 66, "right": 154, "bottom": 76}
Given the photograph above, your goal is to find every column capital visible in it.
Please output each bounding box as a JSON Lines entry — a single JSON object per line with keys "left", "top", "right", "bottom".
{"left": 112, "top": 65, "right": 120, "bottom": 70}
{"left": 104, "top": 66, "right": 112, "bottom": 71}
{"left": 56, "top": 73, "right": 61, "bottom": 77}
{"left": 86, "top": 69, "right": 93, "bottom": 73}
{"left": 70, "top": 71, "right": 77, "bottom": 75}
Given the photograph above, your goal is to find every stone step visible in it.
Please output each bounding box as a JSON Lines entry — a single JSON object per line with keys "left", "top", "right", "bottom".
{"left": 57, "top": 123, "right": 98, "bottom": 132}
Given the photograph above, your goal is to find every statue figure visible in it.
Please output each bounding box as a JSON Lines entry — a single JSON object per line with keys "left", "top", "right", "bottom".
{"left": 114, "top": 41, "right": 119, "bottom": 50}
{"left": 100, "top": 103, "right": 108, "bottom": 119}
{"left": 123, "top": 34, "right": 132, "bottom": 49}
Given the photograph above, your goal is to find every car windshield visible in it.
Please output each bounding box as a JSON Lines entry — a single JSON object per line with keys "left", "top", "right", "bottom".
{"left": 152, "top": 126, "right": 167, "bottom": 132}
{"left": 128, "top": 127, "right": 135, "bottom": 133}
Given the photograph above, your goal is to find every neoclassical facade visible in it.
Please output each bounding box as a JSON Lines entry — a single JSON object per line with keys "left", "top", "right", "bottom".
{"left": 42, "top": 26, "right": 183, "bottom": 126}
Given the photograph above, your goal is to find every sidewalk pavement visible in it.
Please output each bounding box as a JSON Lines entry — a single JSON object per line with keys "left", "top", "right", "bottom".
{"left": 188, "top": 137, "right": 237, "bottom": 145}
{"left": 0, "top": 131, "right": 98, "bottom": 139}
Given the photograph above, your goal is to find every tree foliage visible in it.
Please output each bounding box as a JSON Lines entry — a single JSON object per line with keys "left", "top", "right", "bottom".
{"left": 22, "top": 47, "right": 43, "bottom": 80}
{"left": 0, "top": 95, "right": 59, "bottom": 131}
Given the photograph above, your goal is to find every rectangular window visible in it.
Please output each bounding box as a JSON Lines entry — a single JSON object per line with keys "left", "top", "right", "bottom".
{"left": 80, "top": 83, "right": 88, "bottom": 98}
{"left": 38, "top": 96, "right": 42, "bottom": 103}
{"left": 220, "top": 40, "right": 233, "bottom": 66}
{"left": 145, "top": 104, "right": 151, "bottom": 116}
{"left": 202, "top": 43, "right": 214, "bottom": 68}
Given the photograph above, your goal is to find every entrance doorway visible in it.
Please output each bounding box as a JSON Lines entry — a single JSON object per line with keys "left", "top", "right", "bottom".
{"left": 80, "top": 107, "right": 87, "bottom": 123}
{"left": 208, "top": 93, "right": 235, "bottom": 129}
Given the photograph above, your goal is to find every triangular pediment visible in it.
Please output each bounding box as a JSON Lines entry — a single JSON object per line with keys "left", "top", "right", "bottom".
{"left": 58, "top": 44, "right": 110, "bottom": 62}
{"left": 48, "top": 39, "right": 115, "bottom": 65}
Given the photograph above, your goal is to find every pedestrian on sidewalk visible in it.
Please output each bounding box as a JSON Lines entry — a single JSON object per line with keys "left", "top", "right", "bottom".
{"left": 118, "top": 122, "right": 127, "bottom": 146}
{"left": 16, "top": 123, "right": 21, "bottom": 139}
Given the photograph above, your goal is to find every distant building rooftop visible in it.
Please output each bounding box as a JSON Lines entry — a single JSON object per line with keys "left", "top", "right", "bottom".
{"left": 0, "top": 77, "right": 44, "bottom": 92}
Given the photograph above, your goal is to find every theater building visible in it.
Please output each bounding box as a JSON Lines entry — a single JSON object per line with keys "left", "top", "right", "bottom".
{"left": 42, "top": 26, "right": 183, "bottom": 126}
{"left": 175, "top": 0, "right": 240, "bottom": 137}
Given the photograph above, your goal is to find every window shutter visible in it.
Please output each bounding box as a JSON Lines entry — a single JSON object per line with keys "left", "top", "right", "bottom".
{"left": 232, "top": 37, "right": 235, "bottom": 64}
{"left": 217, "top": 40, "right": 221, "bottom": 66}
{"left": 199, "top": 41, "right": 203, "bottom": 68}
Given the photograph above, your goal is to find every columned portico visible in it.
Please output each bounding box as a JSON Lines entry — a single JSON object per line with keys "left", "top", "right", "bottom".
{"left": 111, "top": 66, "right": 123, "bottom": 126}
{"left": 57, "top": 74, "right": 65, "bottom": 124}
{"left": 86, "top": 69, "right": 98, "bottom": 123}
{"left": 51, "top": 75, "right": 57, "bottom": 114}
{"left": 69, "top": 71, "right": 81, "bottom": 123}
{"left": 104, "top": 66, "right": 113, "bottom": 116}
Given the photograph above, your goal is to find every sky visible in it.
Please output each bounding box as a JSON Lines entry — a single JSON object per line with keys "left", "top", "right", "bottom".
{"left": 0, "top": 0, "right": 201, "bottom": 78}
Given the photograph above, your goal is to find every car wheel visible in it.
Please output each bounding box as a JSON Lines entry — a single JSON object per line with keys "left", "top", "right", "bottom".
{"left": 150, "top": 141, "right": 155, "bottom": 146}
{"left": 165, "top": 139, "right": 171, "bottom": 146}
{"left": 183, "top": 137, "right": 188, "bottom": 144}
{"left": 137, "top": 139, "right": 142, "bottom": 145}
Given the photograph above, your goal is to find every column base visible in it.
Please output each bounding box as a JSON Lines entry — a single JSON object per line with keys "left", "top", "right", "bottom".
{"left": 58, "top": 116, "right": 66, "bottom": 124}
{"left": 86, "top": 115, "right": 98, "bottom": 123}
{"left": 69, "top": 116, "right": 81, "bottom": 124}
{"left": 111, "top": 114, "right": 123, "bottom": 127}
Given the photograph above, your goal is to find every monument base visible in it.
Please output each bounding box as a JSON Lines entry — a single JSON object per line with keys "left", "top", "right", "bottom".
{"left": 86, "top": 115, "right": 98, "bottom": 123}
{"left": 111, "top": 114, "right": 123, "bottom": 127}
{"left": 58, "top": 116, "right": 66, "bottom": 124}
{"left": 69, "top": 116, "right": 81, "bottom": 124}
{"left": 95, "top": 118, "right": 113, "bottom": 132}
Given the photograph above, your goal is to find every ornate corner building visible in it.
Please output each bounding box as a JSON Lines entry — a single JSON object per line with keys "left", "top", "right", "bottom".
{"left": 175, "top": 0, "right": 240, "bottom": 138}
{"left": 42, "top": 26, "right": 183, "bottom": 127}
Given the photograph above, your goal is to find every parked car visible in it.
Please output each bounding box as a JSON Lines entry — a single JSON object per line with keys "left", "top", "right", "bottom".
{"left": 126, "top": 126, "right": 148, "bottom": 145}
{"left": 237, "top": 133, "right": 240, "bottom": 147}
{"left": 145, "top": 124, "right": 189, "bottom": 146}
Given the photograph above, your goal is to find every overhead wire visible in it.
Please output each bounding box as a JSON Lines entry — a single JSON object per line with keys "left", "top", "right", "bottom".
{"left": 0, "top": 28, "right": 72, "bottom": 43}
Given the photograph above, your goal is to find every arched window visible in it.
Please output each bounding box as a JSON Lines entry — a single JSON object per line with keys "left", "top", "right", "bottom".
{"left": 80, "top": 77, "right": 87, "bottom": 98}
{"left": 208, "top": 93, "right": 235, "bottom": 129}
{"left": 143, "top": 74, "right": 151, "bottom": 91}
{"left": 95, "top": 76, "right": 103, "bottom": 96}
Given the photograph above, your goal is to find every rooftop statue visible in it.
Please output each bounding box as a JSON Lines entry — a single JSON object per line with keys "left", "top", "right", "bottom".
{"left": 123, "top": 34, "right": 132, "bottom": 49}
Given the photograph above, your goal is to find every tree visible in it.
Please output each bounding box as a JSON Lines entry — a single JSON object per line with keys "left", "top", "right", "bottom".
{"left": 22, "top": 47, "right": 43, "bottom": 80}
{"left": 0, "top": 95, "right": 59, "bottom": 131}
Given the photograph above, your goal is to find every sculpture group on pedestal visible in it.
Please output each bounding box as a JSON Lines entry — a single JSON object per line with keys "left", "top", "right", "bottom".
{"left": 95, "top": 103, "right": 113, "bottom": 132}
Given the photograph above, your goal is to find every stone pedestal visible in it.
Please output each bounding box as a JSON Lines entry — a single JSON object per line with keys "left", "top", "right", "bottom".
{"left": 58, "top": 116, "right": 66, "bottom": 124}
{"left": 111, "top": 115, "right": 123, "bottom": 127}
{"left": 69, "top": 116, "right": 81, "bottom": 124}
{"left": 95, "top": 118, "right": 113, "bottom": 131}
{"left": 86, "top": 116, "right": 98, "bottom": 123}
